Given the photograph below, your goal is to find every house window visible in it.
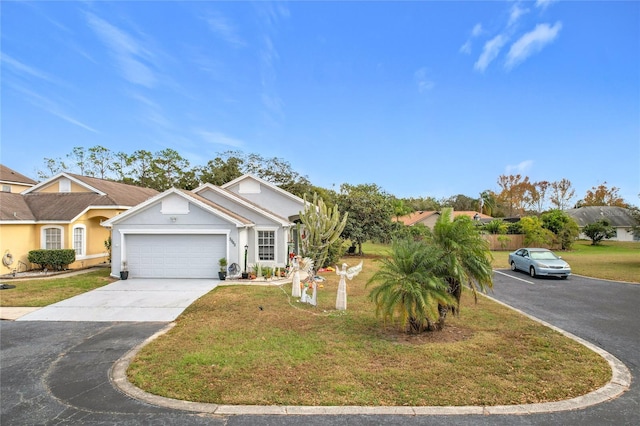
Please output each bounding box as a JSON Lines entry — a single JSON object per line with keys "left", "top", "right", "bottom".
{"left": 73, "top": 226, "right": 85, "bottom": 256}
{"left": 257, "top": 230, "right": 275, "bottom": 261}
{"left": 1, "top": 185, "right": 10, "bottom": 193}
{"left": 43, "top": 227, "right": 63, "bottom": 249}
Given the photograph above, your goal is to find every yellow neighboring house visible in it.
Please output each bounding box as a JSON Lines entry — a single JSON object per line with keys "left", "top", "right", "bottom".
{"left": 0, "top": 165, "right": 158, "bottom": 273}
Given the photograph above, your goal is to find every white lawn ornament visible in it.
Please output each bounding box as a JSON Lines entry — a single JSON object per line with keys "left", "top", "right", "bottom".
{"left": 298, "top": 257, "right": 317, "bottom": 306}
{"left": 335, "top": 261, "right": 363, "bottom": 311}
{"left": 291, "top": 256, "right": 301, "bottom": 298}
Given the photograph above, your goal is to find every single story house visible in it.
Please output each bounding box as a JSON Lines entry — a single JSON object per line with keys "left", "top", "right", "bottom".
{"left": 0, "top": 166, "right": 158, "bottom": 273}
{"left": 395, "top": 210, "right": 493, "bottom": 229}
{"left": 102, "top": 174, "right": 307, "bottom": 279}
{"left": 566, "top": 206, "right": 639, "bottom": 242}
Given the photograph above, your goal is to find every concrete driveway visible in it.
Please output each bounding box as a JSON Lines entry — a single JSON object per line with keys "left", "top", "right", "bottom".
{"left": 16, "top": 279, "right": 219, "bottom": 322}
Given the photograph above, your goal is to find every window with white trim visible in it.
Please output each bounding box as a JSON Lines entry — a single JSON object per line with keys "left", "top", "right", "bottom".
{"left": 43, "top": 227, "right": 62, "bottom": 249}
{"left": 73, "top": 226, "right": 85, "bottom": 256}
{"left": 257, "top": 230, "right": 275, "bottom": 261}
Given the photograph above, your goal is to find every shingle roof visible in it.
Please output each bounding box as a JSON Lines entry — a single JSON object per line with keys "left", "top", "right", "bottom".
{"left": 0, "top": 173, "right": 159, "bottom": 223}
{"left": 0, "top": 193, "right": 36, "bottom": 220}
{"left": 185, "top": 190, "right": 254, "bottom": 226}
{"left": 395, "top": 210, "right": 492, "bottom": 226}
{"left": 67, "top": 174, "right": 158, "bottom": 205}
{"left": 566, "top": 206, "right": 636, "bottom": 227}
{"left": 0, "top": 164, "right": 37, "bottom": 185}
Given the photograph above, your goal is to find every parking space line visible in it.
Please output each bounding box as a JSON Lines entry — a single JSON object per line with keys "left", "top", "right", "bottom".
{"left": 494, "top": 270, "right": 534, "bottom": 285}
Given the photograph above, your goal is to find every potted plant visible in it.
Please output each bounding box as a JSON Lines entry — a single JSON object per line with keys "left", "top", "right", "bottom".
{"left": 120, "top": 261, "right": 129, "bottom": 280}
{"left": 218, "top": 257, "right": 228, "bottom": 280}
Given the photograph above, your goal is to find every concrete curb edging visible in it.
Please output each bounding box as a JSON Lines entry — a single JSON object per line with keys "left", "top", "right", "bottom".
{"left": 110, "top": 298, "right": 632, "bottom": 416}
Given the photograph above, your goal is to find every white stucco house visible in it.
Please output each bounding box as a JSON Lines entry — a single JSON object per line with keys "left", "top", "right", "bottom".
{"left": 102, "top": 174, "right": 307, "bottom": 279}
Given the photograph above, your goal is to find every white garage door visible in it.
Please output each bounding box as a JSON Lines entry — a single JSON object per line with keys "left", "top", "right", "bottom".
{"left": 126, "top": 234, "right": 226, "bottom": 279}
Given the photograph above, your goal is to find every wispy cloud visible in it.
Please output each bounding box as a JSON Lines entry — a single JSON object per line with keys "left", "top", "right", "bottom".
{"left": 414, "top": 67, "right": 435, "bottom": 93}
{"left": 506, "top": 160, "right": 534, "bottom": 174}
{"left": 204, "top": 12, "right": 245, "bottom": 47}
{"left": 474, "top": 34, "right": 508, "bottom": 72}
{"left": 12, "top": 84, "right": 98, "bottom": 133}
{"left": 1, "top": 53, "right": 58, "bottom": 83}
{"left": 460, "top": 23, "right": 483, "bottom": 54}
{"left": 508, "top": 3, "right": 530, "bottom": 27}
{"left": 535, "top": 0, "right": 558, "bottom": 11}
{"left": 84, "top": 12, "right": 157, "bottom": 88}
{"left": 195, "top": 130, "right": 244, "bottom": 148}
{"left": 505, "top": 22, "right": 562, "bottom": 70}
{"left": 255, "top": 3, "right": 290, "bottom": 128}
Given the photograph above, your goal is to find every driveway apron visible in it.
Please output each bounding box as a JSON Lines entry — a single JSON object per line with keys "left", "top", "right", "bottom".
{"left": 16, "top": 279, "right": 219, "bottom": 322}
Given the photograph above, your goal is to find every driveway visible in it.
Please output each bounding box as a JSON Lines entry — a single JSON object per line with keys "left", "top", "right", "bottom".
{"left": 16, "top": 279, "right": 219, "bottom": 322}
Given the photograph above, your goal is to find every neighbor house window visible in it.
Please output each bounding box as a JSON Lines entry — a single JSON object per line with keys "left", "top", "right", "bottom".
{"left": 257, "top": 230, "right": 275, "bottom": 261}
{"left": 42, "top": 227, "right": 63, "bottom": 249}
{"left": 73, "top": 226, "right": 85, "bottom": 256}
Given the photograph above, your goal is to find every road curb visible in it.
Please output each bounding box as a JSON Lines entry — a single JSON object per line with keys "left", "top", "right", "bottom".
{"left": 110, "top": 298, "right": 632, "bottom": 416}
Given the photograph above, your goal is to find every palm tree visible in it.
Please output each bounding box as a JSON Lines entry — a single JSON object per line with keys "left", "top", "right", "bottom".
{"left": 428, "top": 209, "right": 493, "bottom": 329}
{"left": 367, "top": 239, "right": 453, "bottom": 333}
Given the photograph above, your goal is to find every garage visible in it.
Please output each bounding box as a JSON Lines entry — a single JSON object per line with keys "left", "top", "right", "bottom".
{"left": 125, "top": 234, "right": 226, "bottom": 279}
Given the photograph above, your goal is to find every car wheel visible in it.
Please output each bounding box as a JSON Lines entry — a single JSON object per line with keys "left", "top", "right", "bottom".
{"left": 561, "top": 276, "right": 568, "bottom": 280}
{"left": 510, "top": 261, "right": 517, "bottom": 271}
{"left": 530, "top": 267, "right": 536, "bottom": 278}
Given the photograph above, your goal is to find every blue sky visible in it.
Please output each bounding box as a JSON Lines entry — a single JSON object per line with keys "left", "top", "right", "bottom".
{"left": 2, "top": 1, "right": 639, "bottom": 207}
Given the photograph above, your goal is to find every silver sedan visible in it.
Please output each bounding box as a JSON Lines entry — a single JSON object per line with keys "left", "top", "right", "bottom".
{"left": 508, "top": 248, "right": 571, "bottom": 279}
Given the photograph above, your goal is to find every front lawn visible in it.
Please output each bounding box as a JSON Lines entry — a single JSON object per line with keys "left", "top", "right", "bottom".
{"left": 128, "top": 257, "right": 610, "bottom": 406}
{"left": 0, "top": 268, "right": 115, "bottom": 307}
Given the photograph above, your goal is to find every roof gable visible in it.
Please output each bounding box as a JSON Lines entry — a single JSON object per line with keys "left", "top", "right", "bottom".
{"left": 102, "top": 188, "right": 253, "bottom": 228}
{"left": 221, "top": 174, "right": 306, "bottom": 205}
{"left": 194, "top": 184, "right": 291, "bottom": 226}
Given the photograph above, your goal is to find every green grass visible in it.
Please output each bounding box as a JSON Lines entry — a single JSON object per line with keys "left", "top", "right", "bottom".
{"left": 491, "top": 240, "right": 640, "bottom": 283}
{"left": 0, "top": 268, "right": 115, "bottom": 307}
{"left": 128, "top": 257, "right": 611, "bottom": 406}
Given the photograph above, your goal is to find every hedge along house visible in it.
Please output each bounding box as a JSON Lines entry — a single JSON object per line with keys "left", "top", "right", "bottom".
{"left": 102, "top": 174, "right": 307, "bottom": 279}
{"left": 0, "top": 168, "right": 158, "bottom": 274}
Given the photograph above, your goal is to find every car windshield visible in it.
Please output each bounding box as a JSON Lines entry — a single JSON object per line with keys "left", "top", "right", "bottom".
{"left": 530, "top": 251, "right": 558, "bottom": 260}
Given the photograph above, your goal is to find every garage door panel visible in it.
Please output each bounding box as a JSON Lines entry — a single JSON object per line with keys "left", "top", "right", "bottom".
{"left": 126, "top": 234, "right": 226, "bottom": 279}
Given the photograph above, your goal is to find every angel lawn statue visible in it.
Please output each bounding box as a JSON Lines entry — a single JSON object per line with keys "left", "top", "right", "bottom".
{"left": 298, "top": 257, "right": 317, "bottom": 306}
{"left": 291, "top": 255, "right": 302, "bottom": 298}
{"left": 335, "top": 260, "right": 363, "bottom": 311}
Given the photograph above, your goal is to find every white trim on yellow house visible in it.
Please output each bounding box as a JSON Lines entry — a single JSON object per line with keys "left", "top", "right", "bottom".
{"left": 22, "top": 172, "right": 107, "bottom": 195}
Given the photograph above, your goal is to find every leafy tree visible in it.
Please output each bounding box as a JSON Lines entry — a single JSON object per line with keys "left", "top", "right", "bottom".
{"left": 629, "top": 206, "right": 640, "bottom": 240}
{"left": 579, "top": 182, "right": 627, "bottom": 207}
{"left": 367, "top": 239, "right": 454, "bottom": 333}
{"left": 337, "top": 183, "right": 394, "bottom": 254}
{"left": 87, "top": 145, "right": 114, "bottom": 179}
{"left": 479, "top": 190, "right": 499, "bottom": 217}
{"left": 427, "top": 209, "right": 493, "bottom": 329}
{"left": 549, "top": 178, "right": 575, "bottom": 210}
{"left": 497, "top": 174, "right": 533, "bottom": 216}
{"left": 484, "top": 219, "right": 507, "bottom": 235}
{"left": 391, "top": 198, "right": 413, "bottom": 220}
{"left": 67, "top": 146, "right": 89, "bottom": 175}
{"left": 519, "top": 216, "right": 555, "bottom": 247}
{"left": 530, "top": 180, "right": 550, "bottom": 213}
{"left": 540, "top": 209, "right": 579, "bottom": 250}
{"left": 196, "top": 155, "right": 244, "bottom": 186}
{"left": 403, "top": 196, "right": 440, "bottom": 212}
{"left": 439, "top": 194, "right": 477, "bottom": 211}
{"left": 299, "top": 193, "right": 348, "bottom": 270}
{"left": 37, "top": 157, "right": 67, "bottom": 179}
{"left": 583, "top": 219, "right": 616, "bottom": 245}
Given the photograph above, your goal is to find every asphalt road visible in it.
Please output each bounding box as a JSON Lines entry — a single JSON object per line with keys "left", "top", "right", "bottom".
{"left": 1, "top": 271, "right": 639, "bottom": 425}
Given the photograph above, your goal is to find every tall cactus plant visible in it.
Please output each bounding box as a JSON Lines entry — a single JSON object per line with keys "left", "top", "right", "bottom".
{"left": 299, "top": 193, "right": 348, "bottom": 271}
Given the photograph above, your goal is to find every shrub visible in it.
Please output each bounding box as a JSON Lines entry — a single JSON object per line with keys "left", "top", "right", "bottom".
{"left": 28, "top": 249, "right": 76, "bottom": 270}
{"left": 484, "top": 219, "right": 507, "bottom": 235}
